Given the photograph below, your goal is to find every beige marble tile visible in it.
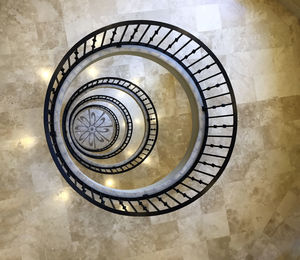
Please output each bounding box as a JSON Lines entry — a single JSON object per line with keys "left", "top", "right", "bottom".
{"left": 196, "top": 4, "right": 222, "bottom": 32}
{"left": 151, "top": 220, "right": 180, "bottom": 250}
{"left": 177, "top": 214, "right": 205, "bottom": 244}
{"left": 229, "top": 231, "right": 256, "bottom": 259}
{"left": 231, "top": 74, "right": 256, "bottom": 104}
{"left": 276, "top": 191, "right": 300, "bottom": 219}
{"left": 203, "top": 208, "right": 230, "bottom": 239}
{"left": 254, "top": 69, "right": 300, "bottom": 101}
{"left": 0, "top": 247, "right": 22, "bottom": 260}
{"left": 115, "top": 0, "right": 169, "bottom": 14}
{"left": 0, "top": 36, "right": 11, "bottom": 55}
{"left": 200, "top": 184, "right": 225, "bottom": 213}
{"left": 126, "top": 247, "right": 184, "bottom": 260}
{"left": 207, "top": 236, "right": 231, "bottom": 260}
{"left": 219, "top": 1, "right": 246, "bottom": 28}
{"left": 36, "top": 21, "right": 67, "bottom": 52}
{"left": 59, "top": 0, "right": 96, "bottom": 47}
{"left": 0, "top": 0, "right": 299, "bottom": 259}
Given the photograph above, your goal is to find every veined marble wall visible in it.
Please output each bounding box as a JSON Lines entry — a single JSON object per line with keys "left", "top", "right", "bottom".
{"left": 0, "top": 0, "right": 299, "bottom": 259}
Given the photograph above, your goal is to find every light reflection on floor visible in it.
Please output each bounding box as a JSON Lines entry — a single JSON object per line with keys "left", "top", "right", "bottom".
{"left": 0, "top": 0, "right": 299, "bottom": 259}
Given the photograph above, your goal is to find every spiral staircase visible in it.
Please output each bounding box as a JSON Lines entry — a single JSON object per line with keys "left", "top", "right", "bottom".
{"left": 44, "top": 20, "right": 237, "bottom": 216}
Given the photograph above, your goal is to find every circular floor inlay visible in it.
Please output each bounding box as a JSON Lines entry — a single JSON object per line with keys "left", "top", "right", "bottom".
{"left": 72, "top": 105, "right": 117, "bottom": 151}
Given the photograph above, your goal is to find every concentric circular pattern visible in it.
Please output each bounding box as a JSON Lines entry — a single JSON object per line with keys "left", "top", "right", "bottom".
{"left": 67, "top": 95, "right": 132, "bottom": 161}
{"left": 63, "top": 77, "right": 158, "bottom": 173}
{"left": 44, "top": 20, "right": 237, "bottom": 216}
{"left": 72, "top": 105, "right": 118, "bottom": 152}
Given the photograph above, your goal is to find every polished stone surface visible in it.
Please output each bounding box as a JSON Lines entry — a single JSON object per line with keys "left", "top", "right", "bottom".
{"left": 0, "top": 0, "right": 299, "bottom": 259}
{"left": 72, "top": 106, "right": 117, "bottom": 151}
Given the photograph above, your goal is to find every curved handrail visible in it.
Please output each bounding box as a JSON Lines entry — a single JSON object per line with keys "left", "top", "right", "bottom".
{"left": 44, "top": 20, "right": 237, "bottom": 216}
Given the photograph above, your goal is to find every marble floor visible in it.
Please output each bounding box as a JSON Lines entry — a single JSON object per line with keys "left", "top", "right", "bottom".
{"left": 0, "top": 0, "right": 299, "bottom": 259}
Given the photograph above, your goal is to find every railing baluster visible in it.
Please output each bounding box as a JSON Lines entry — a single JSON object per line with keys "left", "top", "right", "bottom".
{"left": 128, "top": 201, "right": 138, "bottom": 212}
{"left": 187, "top": 54, "right": 209, "bottom": 68}
{"left": 203, "top": 82, "right": 226, "bottom": 91}
{"left": 180, "top": 46, "right": 201, "bottom": 61}
{"left": 83, "top": 41, "right": 87, "bottom": 55}
{"left": 99, "top": 195, "right": 105, "bottom": 205}
{"left": 147, "top": 26, "right": 161, "bottom": 44}
{"left": 129, "top": 24, "right": 140, "bottom": 42}
{"left": 198, "top": 72, "right": 222, "bottom": 83}
{"left": 157, "top": 196, "right": 170, "bottom": 208}
{"left": 188, "top": 176, "right": 208, "bottom": 186}
{"left": 147, "top": 199, "right": 159, "bottom": 211}
{"left": 91, "top": 35, "right": 97, "bottom": 50}
{"left": 208, "top": 114, "right": 234, "bottom": 119}
{"left": 165, "top": 192, "right": 180, "bottom": 204}
{"left": 164, "top": 33, "right": 183, "bottom": 52}
{"left": 205, "top": 92, "right": 230, "bottom": 100}
{"left": 110, "top": 27, "right": 118, "bottom": 44}
{"left": 192, "top": 62, "right": 216, "bottom": 75}
{"left": 199, "top": 161, "right": 221, "bottom": 168}
{"left": 101, "top": 31, "right": 106, "bottom": 46}
{"left": 207, "top": 134, "right": 232, "bottom": 138}
{"left": 207, "top": 103, "right": 232, "bottom": 109}
{"left": 119, "top": 200, "right": 128, "bottom": 212}
{"left": 202, "top": 153, "right": 227, "bottom": 159}
{"left": 174, "top": 188, "right": 191, "bottom": 199}
{"left": 138, "top": 24, "right": 151, "bottom": 43}
{"left": 90, "top": 190, "right": 95, "bottom": 200}
{"left": 208, "top": 124, "right": 233, "bottom": 128}
{"left": 172, "top": 39, "right": 192, "bottom": 56}
{"left": 74, "top": 49, "right": 79, "bottom": 61}
{"left": 156, "top": 29, "right": 172, "bottom": 48}
{"left": 109, "top": 198, "right": 116, "bottom": 209}
{"left": 180, "top": 182, "right": 199, "bottom": 194}
{"left": 119, "top": 25, "right": 129, "bottom": 42}
{"left": 138, "top": 201, "right": 149, "bottom": 212}
{"left": 206, "top": 144, "right": 230, "bottom": 149}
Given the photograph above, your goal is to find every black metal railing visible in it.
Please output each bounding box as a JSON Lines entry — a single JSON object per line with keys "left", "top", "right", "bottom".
{"left": 44, "top": 20, "right": 237, "bottom": 216}
{"left": 62, "top": 77, "right": 158, "bottom": 173}
{"left": 67, "top": 95, "right": 131, "bottom": 160}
